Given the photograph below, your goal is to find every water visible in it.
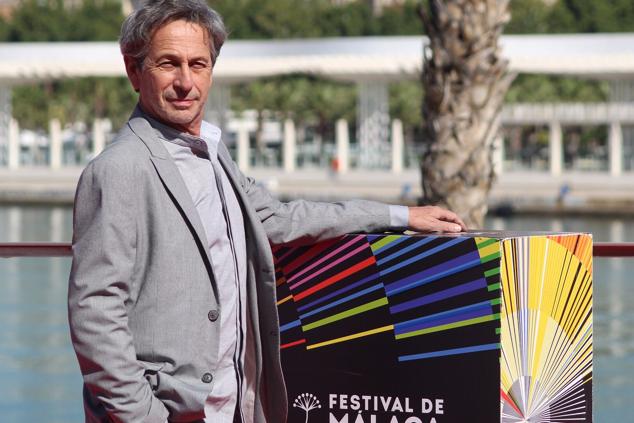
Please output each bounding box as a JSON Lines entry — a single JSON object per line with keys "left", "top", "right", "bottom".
{"left": 0, "top": 205, "right": 633, "bottom": 422}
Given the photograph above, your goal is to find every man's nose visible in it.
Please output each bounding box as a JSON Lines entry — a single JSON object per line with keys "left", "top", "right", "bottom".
{"left": 174, "top": 65, "right": 194, "bottom": 92}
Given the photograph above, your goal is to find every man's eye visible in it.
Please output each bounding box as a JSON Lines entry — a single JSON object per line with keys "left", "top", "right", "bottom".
{"left": 159, "top": 62, "right": 176, "bottom": 69}
{"left": 191, "top": 62, "right": 209, "bottom": 70}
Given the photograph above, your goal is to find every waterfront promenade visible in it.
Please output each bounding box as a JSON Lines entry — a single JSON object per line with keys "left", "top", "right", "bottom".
{"left": 2, "top": 166, "right": 633, "bottom": 214}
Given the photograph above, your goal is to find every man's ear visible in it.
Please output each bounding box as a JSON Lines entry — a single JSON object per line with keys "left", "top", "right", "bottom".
{"left": 123, "top": 55, "right": 141, "bottom": 93}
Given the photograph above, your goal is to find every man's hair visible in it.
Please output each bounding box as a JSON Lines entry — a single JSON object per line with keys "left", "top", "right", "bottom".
{"left": 119, "top": 0, "right": 227, "bottom": 67}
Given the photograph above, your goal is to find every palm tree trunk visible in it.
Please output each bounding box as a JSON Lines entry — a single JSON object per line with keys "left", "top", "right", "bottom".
{"left": 419, "top": 0, "right": 514, "bottom": 227}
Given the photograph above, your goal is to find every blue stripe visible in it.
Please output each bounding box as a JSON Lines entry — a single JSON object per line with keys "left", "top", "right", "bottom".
{"left": 299, "top": 283, "right": 385, "bottom": 320}
{"left": 380, "top": 237, "right": 466, "bottom": 276}
{"left": 394, "top": 306, "right": 492, "bottom": 335}
{"left": 394, "top": 298, "right": 492, "bottom": 332}
{"left": 279, "top": 320, "right": 301, "bottom": 333}
{"left": 386, "top": 257, "right": 482, "bottom": 297}
{"left": 376, "top": 236, "right": 437, "bottom": 266}
{"left": 385, "top": 250, "right": 480, "bottom": 294}
{"left": 373, "top": 236, "right": 410, "bottom": 256}
{"left": 296, "top": 273, "right": 380, "bottom": 313}
{"left": 398, "top": 343, "right": 500, "bottom": 362}
{"left": 390, "top": 278, "right": 487, "bottom": 314}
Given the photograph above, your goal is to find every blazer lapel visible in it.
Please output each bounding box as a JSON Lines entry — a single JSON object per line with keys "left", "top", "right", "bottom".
{"left": 128, "top": 116, "right": 215, "bottom": 270}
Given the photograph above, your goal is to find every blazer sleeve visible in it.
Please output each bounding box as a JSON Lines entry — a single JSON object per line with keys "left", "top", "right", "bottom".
{"left": 221, "top": 145, "right": 394, "bottom": 245}
{"left": 68, "top": 158, "right": 169, "bottom": 423}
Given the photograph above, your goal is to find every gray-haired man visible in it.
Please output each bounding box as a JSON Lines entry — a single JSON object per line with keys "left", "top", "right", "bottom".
{"left": 67, "top": 1, "right": 466, "bottom": 422}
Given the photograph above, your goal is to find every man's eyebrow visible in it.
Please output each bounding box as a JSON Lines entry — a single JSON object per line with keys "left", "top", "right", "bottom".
{"left": 153, "top": 53, "right": 211, "bottom": 65}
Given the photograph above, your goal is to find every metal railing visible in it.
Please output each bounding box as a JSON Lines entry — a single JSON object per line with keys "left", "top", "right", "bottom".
{"left": 1, "top": 242, "right": 633, "bottom": 258}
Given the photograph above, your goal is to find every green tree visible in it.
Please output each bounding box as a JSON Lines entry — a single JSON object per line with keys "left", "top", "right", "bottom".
{"left": 7, "top": 0, "right": 72, "bottom": 41}
{"left": 377, "top": 1, "right": 424, "bottom": 35}
{"left": 506, "top": 0, "right": 552, "bottom": 34}
{"left": 6, "top": 0, "right": 132, "bottom": 129}
{"left": 506, "top": 75, "right": 609, "bottom": 103}
{"left": 0, "top": 15, "right": 9, "bottom": 41}
{"left": 547, "top": 0, "right": 634, "bottom": 33}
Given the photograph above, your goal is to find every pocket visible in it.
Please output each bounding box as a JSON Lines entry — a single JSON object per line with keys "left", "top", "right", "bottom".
{"left": 138, "top": 360, "right": 166, "bottom": 391}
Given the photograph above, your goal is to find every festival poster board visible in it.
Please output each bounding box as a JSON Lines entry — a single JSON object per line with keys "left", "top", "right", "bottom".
{"left": 273, "top": 231, "right": 593, "bottom": 423}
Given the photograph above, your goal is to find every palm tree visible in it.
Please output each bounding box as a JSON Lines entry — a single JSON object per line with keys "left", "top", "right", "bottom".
{"left": 419, "top": 0, "right": 514, "bottom": 227}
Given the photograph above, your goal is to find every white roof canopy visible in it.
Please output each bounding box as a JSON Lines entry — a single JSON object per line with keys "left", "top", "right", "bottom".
{"left": 1, "top": 33, "right": 633, "bottom": 85}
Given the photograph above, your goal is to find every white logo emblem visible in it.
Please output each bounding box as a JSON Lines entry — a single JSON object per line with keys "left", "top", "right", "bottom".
{"left": 293, "top": 392, "right": 322, "bottom": 423}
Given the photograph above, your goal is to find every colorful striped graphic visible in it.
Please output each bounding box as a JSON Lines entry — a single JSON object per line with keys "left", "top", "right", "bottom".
{"left": 500, "top": 235, "right": 593, "bottom": 422}
{"left": 275, "top": 234, "right": 501, "bottom": 359}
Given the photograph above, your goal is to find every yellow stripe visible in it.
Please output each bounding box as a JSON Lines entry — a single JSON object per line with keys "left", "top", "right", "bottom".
{"left": 306, "top": 325, "right": 394, "bottom": 350}
{"left": 276, "top": 295, "right": 293, "bottom": 306}
{"left": 478, "top": 242, "right": 500, "bottom": 259}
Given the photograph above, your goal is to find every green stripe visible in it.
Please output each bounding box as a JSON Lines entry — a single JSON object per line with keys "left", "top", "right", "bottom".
{"left": 487, "top": 283, "right": 501, "bottom": 292}
{"left": 485, "top": 267, "right": 501, "bottom": 278}
{"left": 480, "top": 251, "right": 501, "bottom": 264}
{"left": 370, "top": 235, "right": 400, "bottom": 252}
{"left": 395, "top": 313, "right": 501, "bottom": 340}
{"left": 476, "top": 238, "right": 498, "bottom": 249}
{"left": 490, "top": 297, "right": 501, "bottom": 306}
{"left": 496, "top": 327, "right": 501, "bottom": 335}
{"left": 302, "top": 298, "right": 388, "bottom": 331}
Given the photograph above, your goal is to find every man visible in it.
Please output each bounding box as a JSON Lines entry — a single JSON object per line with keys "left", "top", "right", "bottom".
{"left": 68, "top": 1, "right": 466, "bottom": 422}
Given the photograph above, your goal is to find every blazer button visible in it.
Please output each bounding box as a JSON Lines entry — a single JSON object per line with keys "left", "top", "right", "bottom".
{"left": 208, "top": 310, "right": 219, "bottom": 322}
{"left": 202, "top": 372, "right": 213, "bottom": 383}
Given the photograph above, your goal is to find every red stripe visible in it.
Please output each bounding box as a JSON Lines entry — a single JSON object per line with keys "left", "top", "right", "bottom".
{"left": 281, "top": 238, "right": 342, "bottom": 274}
{"left": 293, "top": 256, "right": 376, "bottom": 302}
{"left": 280, "top": 339, "right": 306, "bottom": 350}
{"left": 500, "top": 389, "right": 523, "bottom": 418}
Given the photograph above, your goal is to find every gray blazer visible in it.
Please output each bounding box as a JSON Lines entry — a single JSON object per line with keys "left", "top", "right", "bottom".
{"left": 68, "top": 113, "right": 394, "bottom": 423}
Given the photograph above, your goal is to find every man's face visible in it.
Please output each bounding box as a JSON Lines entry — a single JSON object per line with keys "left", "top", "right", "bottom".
{"left": 124, "top": 20, "right": 213, "bottom": 136}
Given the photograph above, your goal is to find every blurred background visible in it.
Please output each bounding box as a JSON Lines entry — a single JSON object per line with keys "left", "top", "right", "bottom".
{"left": 0, "top": 0, "right": 633, "bottom": 421}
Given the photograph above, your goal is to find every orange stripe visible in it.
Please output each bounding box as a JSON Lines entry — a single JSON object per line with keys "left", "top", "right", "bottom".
{"left": 276, "top": 276, "right": 286, "bottom": 287}
{"left": 293, "top": 256, "right": 376, "bottom": 302}
{"left": 276, "top": 295, "right": 293, "bottom": 306}
{"left": 280, "top": 339, "right": 306, "bottom": 350}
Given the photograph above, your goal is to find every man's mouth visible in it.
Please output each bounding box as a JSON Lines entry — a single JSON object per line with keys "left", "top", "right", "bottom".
{"left": 169, "top": 98, "right": 196, "bottom": 108}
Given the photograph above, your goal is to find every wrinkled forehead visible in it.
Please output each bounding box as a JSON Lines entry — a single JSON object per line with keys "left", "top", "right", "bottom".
{"left": 148, "top": 20, "right": 212, "bottom": 56}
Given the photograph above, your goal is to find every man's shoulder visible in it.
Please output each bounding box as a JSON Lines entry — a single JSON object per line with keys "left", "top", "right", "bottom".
{"left": 85, "top": 122, "right": 151, "bottom": 175}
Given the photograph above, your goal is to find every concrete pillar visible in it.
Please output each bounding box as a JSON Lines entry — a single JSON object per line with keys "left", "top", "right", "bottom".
{"left": 335, "top": 118, "right": 350, "bottom": 174}
{"left": 8, "top": 205, "right": 21, "bottom": 242}
{"left": 492, "top": 134, "right": 504, "bottom": 176}
{"left": 0, "top": 85, "right": 11, "bottom": 167}
{"left": 357, "top": 81, "right": 390, "bottom": 169}
{"left": 8, "top": 118, "right": 20, "bottom": 170}
{"left": 205, "top": 83, "right": 231, "bottom": 134}
{"left": 93, "top": 118, "right": 106, "bottom": 157}
{"left": 391, "top": 119, "right": 404, "bottom": 174}
{"left": 49, "top": 119, "right": 62, "bottom": 169}
{"left": 237, "top": 123, "right": 250, "bottom": 171}
{"left": 50, "top": 207, "right": 65, "bottom": 243}
{"left": 283, "top": 118, "right": 296, "bottom": 173}
{"left": 609, "top": 121, "right": 623, "bottom": 176}
{"left": 609, "top": 80, "right": 634, "bottom": 172}
{"left": 549, "top": 121, "right": 563, "bottom": 176}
